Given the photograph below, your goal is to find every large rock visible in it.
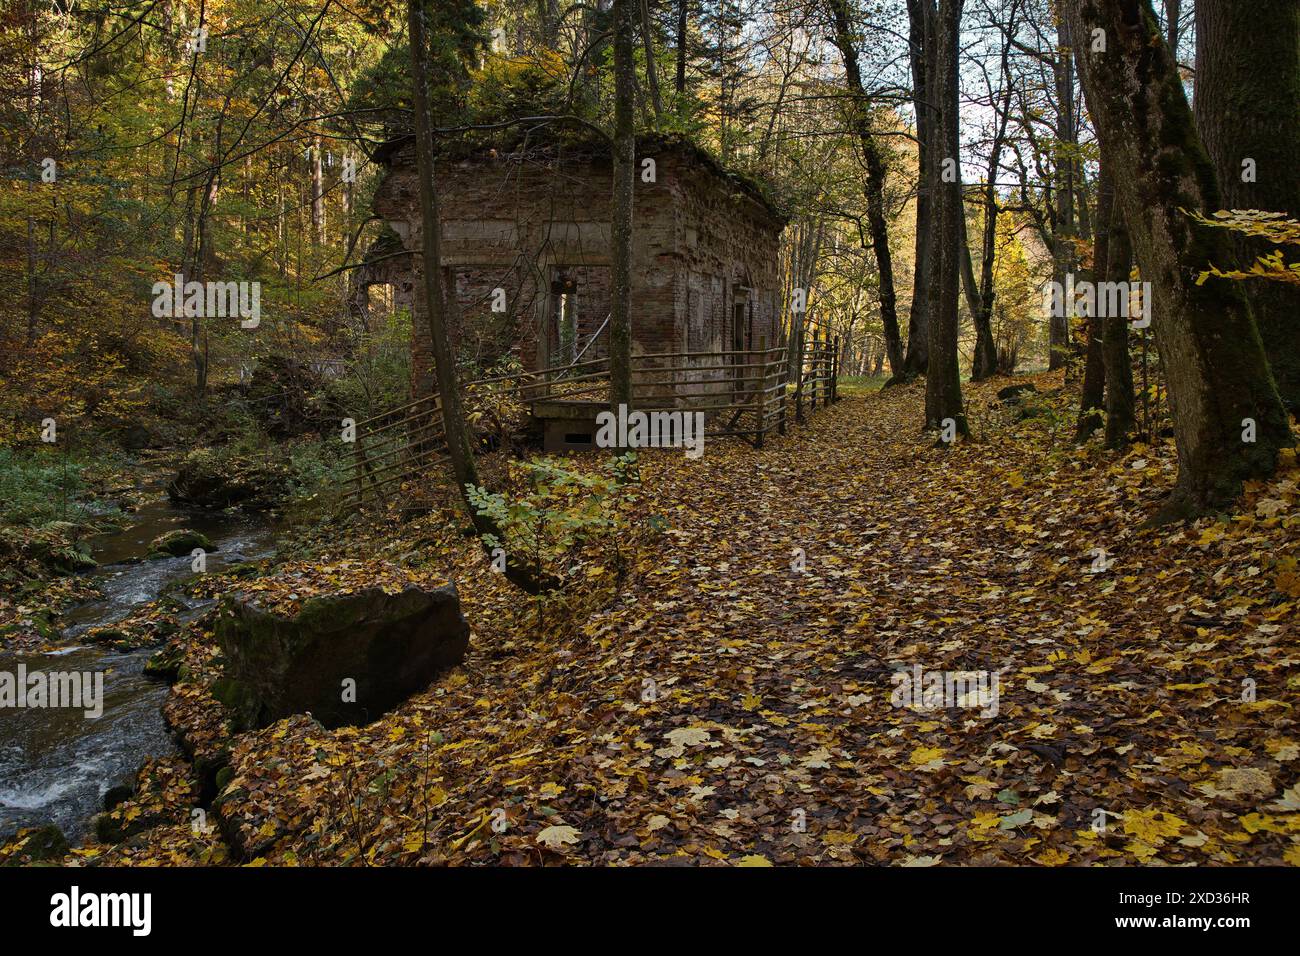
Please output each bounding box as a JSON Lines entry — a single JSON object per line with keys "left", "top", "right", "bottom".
{"left": 168, "top": 448, "right": 291, "bottom": 512}
{"left": 147, "top": 529, "right": 213, "bottom": 558}
{"left": 1, "top": 825, "right": 69, "bottom": 865}
{"left": 211, "top": 583, "right": 469, "bottom": 730}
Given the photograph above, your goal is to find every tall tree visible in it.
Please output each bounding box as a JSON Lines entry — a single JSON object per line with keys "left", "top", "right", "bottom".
{"left": 1047, "top": 15, "right": 1077, "bottom": 371}
{"left": 408, "top": 0, "right": 483, "bottom": 505}
{"left": 640, "top": 0, "right": 664, "bottom": 119}
{"left": 676, "top": 0, "right": 689, "bottom": 96}
{"left": 967, "top": 0, "right": 1021, "bottom": 381}
{"left": 901, "top": 0, "right": 932, "bottom": 380}
{"left": 311, "top": 134, "right": 325, "bottom": 246}
{"left": 923, "top": 0, "right": 967, "bottom": 435}
{"left": 1101, "top": 174, "right": 1136, "bottom": 449}
{"left": 609, "top": 0, "right": 636, "bottom": 412}
{"left": 1075, "top": 160, "right": 1110, "bottom": 441}
{"left": 1194, "top": 0, "right": 1300, "bottom": 412}
{"left": 408, "top": 0, "right": 548, "bottom": 593}
{"left": 1060, "top": 0, "right": 1292, "bottom": 515}
{"left": 825, "top": 0, "right": 904, "bottom": 377}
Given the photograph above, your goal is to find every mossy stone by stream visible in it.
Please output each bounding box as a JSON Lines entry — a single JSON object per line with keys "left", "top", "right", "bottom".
{"left": 94, "top": 810, "right": 140, "bottom": 844}
{"left": 103, "top": 784, "right": 134, "bottom": 811}
{"left": 147, "top": 529, "right": 213, "bottom": 559}
{"left": 144, "top": 643, "right": 186, "bottom": 681}
{"left": 212, "top": 583, "right": 470, "bottom": 730}
{"left": 1, "top": 825, "right": 69, "bottom": 865}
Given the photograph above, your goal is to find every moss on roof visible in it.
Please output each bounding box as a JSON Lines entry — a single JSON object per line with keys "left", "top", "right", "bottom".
{"left": 374, "top": 127, "right": 786, "bottom": 225}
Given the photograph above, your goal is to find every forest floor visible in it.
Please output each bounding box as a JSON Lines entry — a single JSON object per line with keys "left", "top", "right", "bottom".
{"left": 18, "top": 371, "right": 1300, "bottom": 867}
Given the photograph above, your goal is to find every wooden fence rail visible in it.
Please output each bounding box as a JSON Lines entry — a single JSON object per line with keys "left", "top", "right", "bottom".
{"left": 340, "top": 340, "right": 838, "bottom": 508}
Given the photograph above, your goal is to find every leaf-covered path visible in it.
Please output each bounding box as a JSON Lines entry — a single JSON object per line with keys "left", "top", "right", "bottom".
{"left": 67, "top": 375, "right": 1300, "bottom": 867}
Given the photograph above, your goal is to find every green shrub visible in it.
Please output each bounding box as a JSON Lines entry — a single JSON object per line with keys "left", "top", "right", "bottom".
{"left": 466, "top": 453, "right": 641, "bottom": 591}
{"left": 0, "top": 447, "right": 92, "bottom": 526}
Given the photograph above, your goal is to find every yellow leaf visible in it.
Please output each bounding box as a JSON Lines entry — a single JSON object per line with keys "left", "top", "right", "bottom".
{"left": 1121, "top": 809, "right": 1186, "bottom": 845}
{"left": 909, "top": 746, "right": 946, "bottom": 767}
{"left": 536, "top": 825, "right": 582, "bottom": 850}
{"left": 1033, "top": 847, "right": 1070, "bottom": 866}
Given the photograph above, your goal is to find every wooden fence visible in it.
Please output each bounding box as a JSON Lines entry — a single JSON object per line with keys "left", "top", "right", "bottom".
{"left": 340, "top": 337, "right": 838, "bottom": 508}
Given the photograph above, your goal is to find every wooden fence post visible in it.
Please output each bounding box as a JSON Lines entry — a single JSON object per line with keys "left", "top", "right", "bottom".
{"left": 811, "top": 327, "right": 821, "bottom": 408}
{"left": 754, "top": 335, "right": 766, "bottom": 447}
{"left": 811, "top": 327, "right": 820, "bottom": 411}
{"left": 777, "top": 345, "right": 787, "bottom": 436}
{"left": 794, "top": 319, "right": 806, "bottom": 424}
{"left": 832, "top": 334, "right": 840, "bottom": 403}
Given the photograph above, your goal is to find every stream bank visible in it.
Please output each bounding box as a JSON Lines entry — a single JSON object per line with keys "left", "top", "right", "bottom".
{"left": 0, "top": 494, "right": 277, "bottom": 843}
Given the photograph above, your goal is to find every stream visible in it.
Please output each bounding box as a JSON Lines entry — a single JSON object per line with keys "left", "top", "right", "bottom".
{"left": 0, "top": 496, "right": 277, "bottom": 842}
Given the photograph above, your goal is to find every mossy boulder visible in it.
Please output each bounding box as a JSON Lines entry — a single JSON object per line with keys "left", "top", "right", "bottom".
{"left": 144, "top": 643, "right": 186, "bottom": 682}
{"left": 212, "top": 583, "right": 469, "bottom": 730}
{"left": 1, "top": 825, "right": 70, "bottom": 865}
{"left": 147, "top": 529, "right": 213, "bottom": 559}
{"left": 103, "top": 784, "right": 134, "bottom": 812}
{"left": 93, "top": 807, "right": 161, "bottom": 845}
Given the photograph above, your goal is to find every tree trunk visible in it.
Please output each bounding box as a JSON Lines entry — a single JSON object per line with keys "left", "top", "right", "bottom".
{"left": 193, "top": 169, "right": 217, "bottom": 395}
{"left": 784, "top": 220, "right": 821, "bottom": 386}
{"left": 408, "top": 0, "right": 551, "bottom": 593}
{"left": 537, "top": 0, "right": 560, "bottom": 47}
{"left": 826, "top": 0, "right": 904, "bottom": 377}
{"left": 311, "top": 135, "right": 325, "bottom": 246}
{"left": 962, "top": 209, "right": 998, "bottom": 381}
{"left": 959, "top": 227, "right": 980, "bottom": 322}
{"left": 675, "top": 0, "right": 687, "bottom": 96}
{"left": 971, "top": 175, "right": 1001, "bottom": 380}
{"left": 901, "top": 0, "right": 933, "bottom": 380}
{"left": 1075, "top": 162, "right": 1111, "bottom": 441}
{"left": 610, "top": 0, "right": 636, "bottom": 413}
{"left": 1103, "top": 199, "right": 1136, "bottom": 450}
{"left": 1061, "top": 0, "right": 1292, "bottom": 516}
{"left": 970, "top": 8, "right": 1015, "bottom": 384}
{"left": 1194, "top": 0, "right": 1300, "bottom": 412}
{"left": 923, "top": 0, "right": 967, "bottom": 436}
{"left": 639, "top": 0, "right": 664, "bottom": 119}
{"left": 25, "top": 213, "right": 38, "bottom": 348}
{"left": 1048, "top": 17, "right": 1078, "bottom": 371}
{"left": 1165, "top": 0, "right": 1180, "bottom": 50}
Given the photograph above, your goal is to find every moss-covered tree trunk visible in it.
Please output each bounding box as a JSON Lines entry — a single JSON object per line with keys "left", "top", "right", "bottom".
{"left": 1061, "top": 0, "right": 1291, "bottom": 516}
{"left": 1194, "top": 0, "right": 1300, "bottom": 412}
{"left": 923, "top": 0, "right": 967, "bottom": 436}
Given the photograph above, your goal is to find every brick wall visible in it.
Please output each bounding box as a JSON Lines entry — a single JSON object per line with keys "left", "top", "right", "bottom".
{"left": 371, "top": 140, "right": 784, "bottom": 398}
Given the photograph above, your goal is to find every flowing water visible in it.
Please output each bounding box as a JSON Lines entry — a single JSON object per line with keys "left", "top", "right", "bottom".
{"left": 0, "top": 497, "right": 276, "bottom": 842}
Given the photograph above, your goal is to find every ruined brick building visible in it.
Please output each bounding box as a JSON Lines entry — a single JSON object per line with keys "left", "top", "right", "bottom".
{"left": 361, "top": 133, "right": 786, "bottom": 396}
